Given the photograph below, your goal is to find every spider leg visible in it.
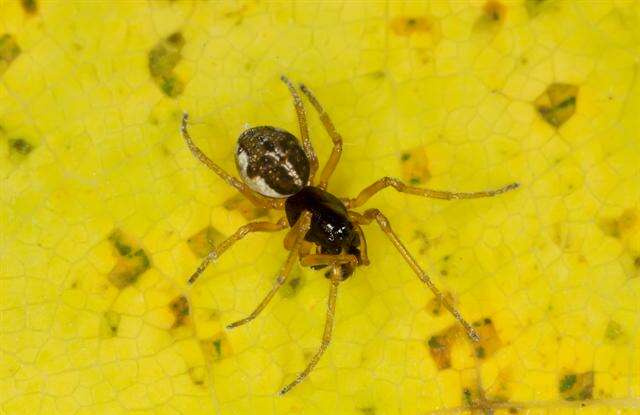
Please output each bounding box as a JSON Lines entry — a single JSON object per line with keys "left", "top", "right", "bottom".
{"left": 181, "top": 113, "right": 284, "bottom": 210}
{"left": 353, "top": 223, "right": 370, "bottom": 266}
{"left": 226, "top": 212, "right": 311, "bottom": 329}
{"left": 280, "top": 75, "right": 319, "bottom": 182}
{"left": 279, "top": 265, "right": 342, "bottom": 395}
{"left": 298, "top": 253, "right": 358, "bottom": 268}
{"left": 298, "top": 83, "right": 343, "bottom": 190}
{"left": 187, "top": 218, "right": 288, "bottom": 285}
{"left": 350, "top": 209, "right": 480, "bottom": 342}
{"left": 346, "top": 176, "right": 519, "bottom": 209}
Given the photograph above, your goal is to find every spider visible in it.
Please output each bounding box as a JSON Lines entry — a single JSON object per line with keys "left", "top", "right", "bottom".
{"left": 180, "top": 75, "right": 519, "bottom": 395}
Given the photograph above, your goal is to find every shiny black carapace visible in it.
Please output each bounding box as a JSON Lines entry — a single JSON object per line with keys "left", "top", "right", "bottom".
{"left": 180, "top": 75, "right": 519, "bottom": 395}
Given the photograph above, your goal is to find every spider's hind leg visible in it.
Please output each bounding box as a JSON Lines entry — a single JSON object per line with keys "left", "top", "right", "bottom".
{"left": 350, "top": 208, "right": 480, "bottom": 342}
{"left": 279, "top": 264, "right": 342, "bottom": 395}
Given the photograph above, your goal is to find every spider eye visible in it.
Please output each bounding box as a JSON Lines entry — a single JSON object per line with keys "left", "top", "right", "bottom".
{"left": 235, "top": 126, "right": 310, "bottom": 198}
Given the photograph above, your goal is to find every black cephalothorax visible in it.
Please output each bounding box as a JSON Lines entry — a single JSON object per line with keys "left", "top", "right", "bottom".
{"left": 285, "top": 186, "right": 361, "bottom": 278}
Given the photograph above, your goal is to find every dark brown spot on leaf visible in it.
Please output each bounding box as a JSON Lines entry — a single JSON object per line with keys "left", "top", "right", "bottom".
{"left": 484, "top": 0, "right": 506, "bottom": 21}
{"left": 390, "top": 16, "right": 435, "bottom": 36}
{"left": 474, "top": 0, "right": 507, "bottom": 32}
{"left": 169, "top": 295, "right": 190, "bottom": 328}
{"left": 358, "top": 407, "right": 376, "bottom": 415}
{"left": 0, "top": 34, "right": 21, "bottom": 77}
{"left": 426, "top": 325, "right": 460, "bottom": 370}
{"left": 281, "top": 274, "right": 304, "bottom": 298}
{"left": 148, "top": 32, "right": 185, "bottom": 98}
{"left": 598, "top": 208, "right": 637, "bottom": 239}
{"left": 188, "top": 366, "right": 206, "bottom": 386}
{"left": 101, "top": 310, "right": 120, "bottom": 338}
{"left": 9, "top": 138, "right": 33, "bottom": 155}
{"left": 107, "top": 229, "right": 151, "bottom": 288}
{"left": 559, "top": 372, "right": 594, "bottom": 401}
{"left": 535, "top": 83, "right": 578, "bottom": 128}
{"left": 187, "top": 226, "right": 224, "bottom": 258}
{"left": 472, "top": 317, "right": 503, "bottom": 359}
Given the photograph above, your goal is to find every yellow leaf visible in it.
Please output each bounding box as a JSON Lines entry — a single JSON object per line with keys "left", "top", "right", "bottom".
{"left": 1, "top": 1, "right": 639, "bottom": 414}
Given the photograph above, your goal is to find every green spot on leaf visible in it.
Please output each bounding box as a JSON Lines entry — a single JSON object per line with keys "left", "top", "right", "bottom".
{"left": 604, "top": 320, "right": 624, "bottom": 341}
{"left": 427, "top": 335, "right": 443, "bottom": 349}
{"left": 21, "top": 0, "right": 37, "bottom": 14}
{"left": 535, "top": 83, "right": 578, "bottom": 128}
{"left": 462, "top": 388, "right": 473, "bottom": 406}
{"left": 160, "top": 75, "right": 184, "bottom": 98}
{"left": 559, "top": 374, "right": 576, "bottom": 392}
{"left": 0, "top": 34, "right": 21, "bottom": 77}
{"left": 149, "top": 32, "right": 185, "bottom": 98}
{"left": 108, "top": 231, "right": 132, "bottom": 256}
{"left": 107, "top": 229, "right": 151, "bottom": 288}
{"left": 559, "top": 372, "right": 594, "bottom": 401}
{"left": 212, "top": 339, "right": 222, "bottom": 357}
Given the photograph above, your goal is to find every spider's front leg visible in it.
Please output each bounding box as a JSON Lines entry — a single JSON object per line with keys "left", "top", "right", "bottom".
{"left": 298, "top": 82, "right": 343, "bottom": 190}
{"left": 346, "top": 176, "right": 519, "bottom": 209}
{"left": 349, "top": 209, "right": 480, "bottom": 342}
{"left": 280, "top": 76, "right": 319, "bottom": 181}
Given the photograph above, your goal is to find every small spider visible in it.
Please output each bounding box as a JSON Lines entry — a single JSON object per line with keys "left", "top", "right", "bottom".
{"left": 180, "top": 76, "right": 519, "bottom": 395}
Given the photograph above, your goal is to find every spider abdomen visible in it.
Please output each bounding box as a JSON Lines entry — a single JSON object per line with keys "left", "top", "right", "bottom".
{"left": 236, "top": 126, "right": 310, "bottom": 198}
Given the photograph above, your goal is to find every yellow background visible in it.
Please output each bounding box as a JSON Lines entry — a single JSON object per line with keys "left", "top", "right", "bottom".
{"left": 1, "top": 1, "right": 639, "bottom": 414}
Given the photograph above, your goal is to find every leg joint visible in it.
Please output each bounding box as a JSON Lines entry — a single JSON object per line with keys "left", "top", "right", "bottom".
{"left": 382, "top": 176, "right": 403, "bottom": 189}
{"left": 365, "top": 208, "right": 390, "bottom": 230}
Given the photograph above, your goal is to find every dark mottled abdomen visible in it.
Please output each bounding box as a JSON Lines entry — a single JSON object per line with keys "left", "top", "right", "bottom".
{"left": 236, "top": 126, "right": 309, "bottom": 198}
